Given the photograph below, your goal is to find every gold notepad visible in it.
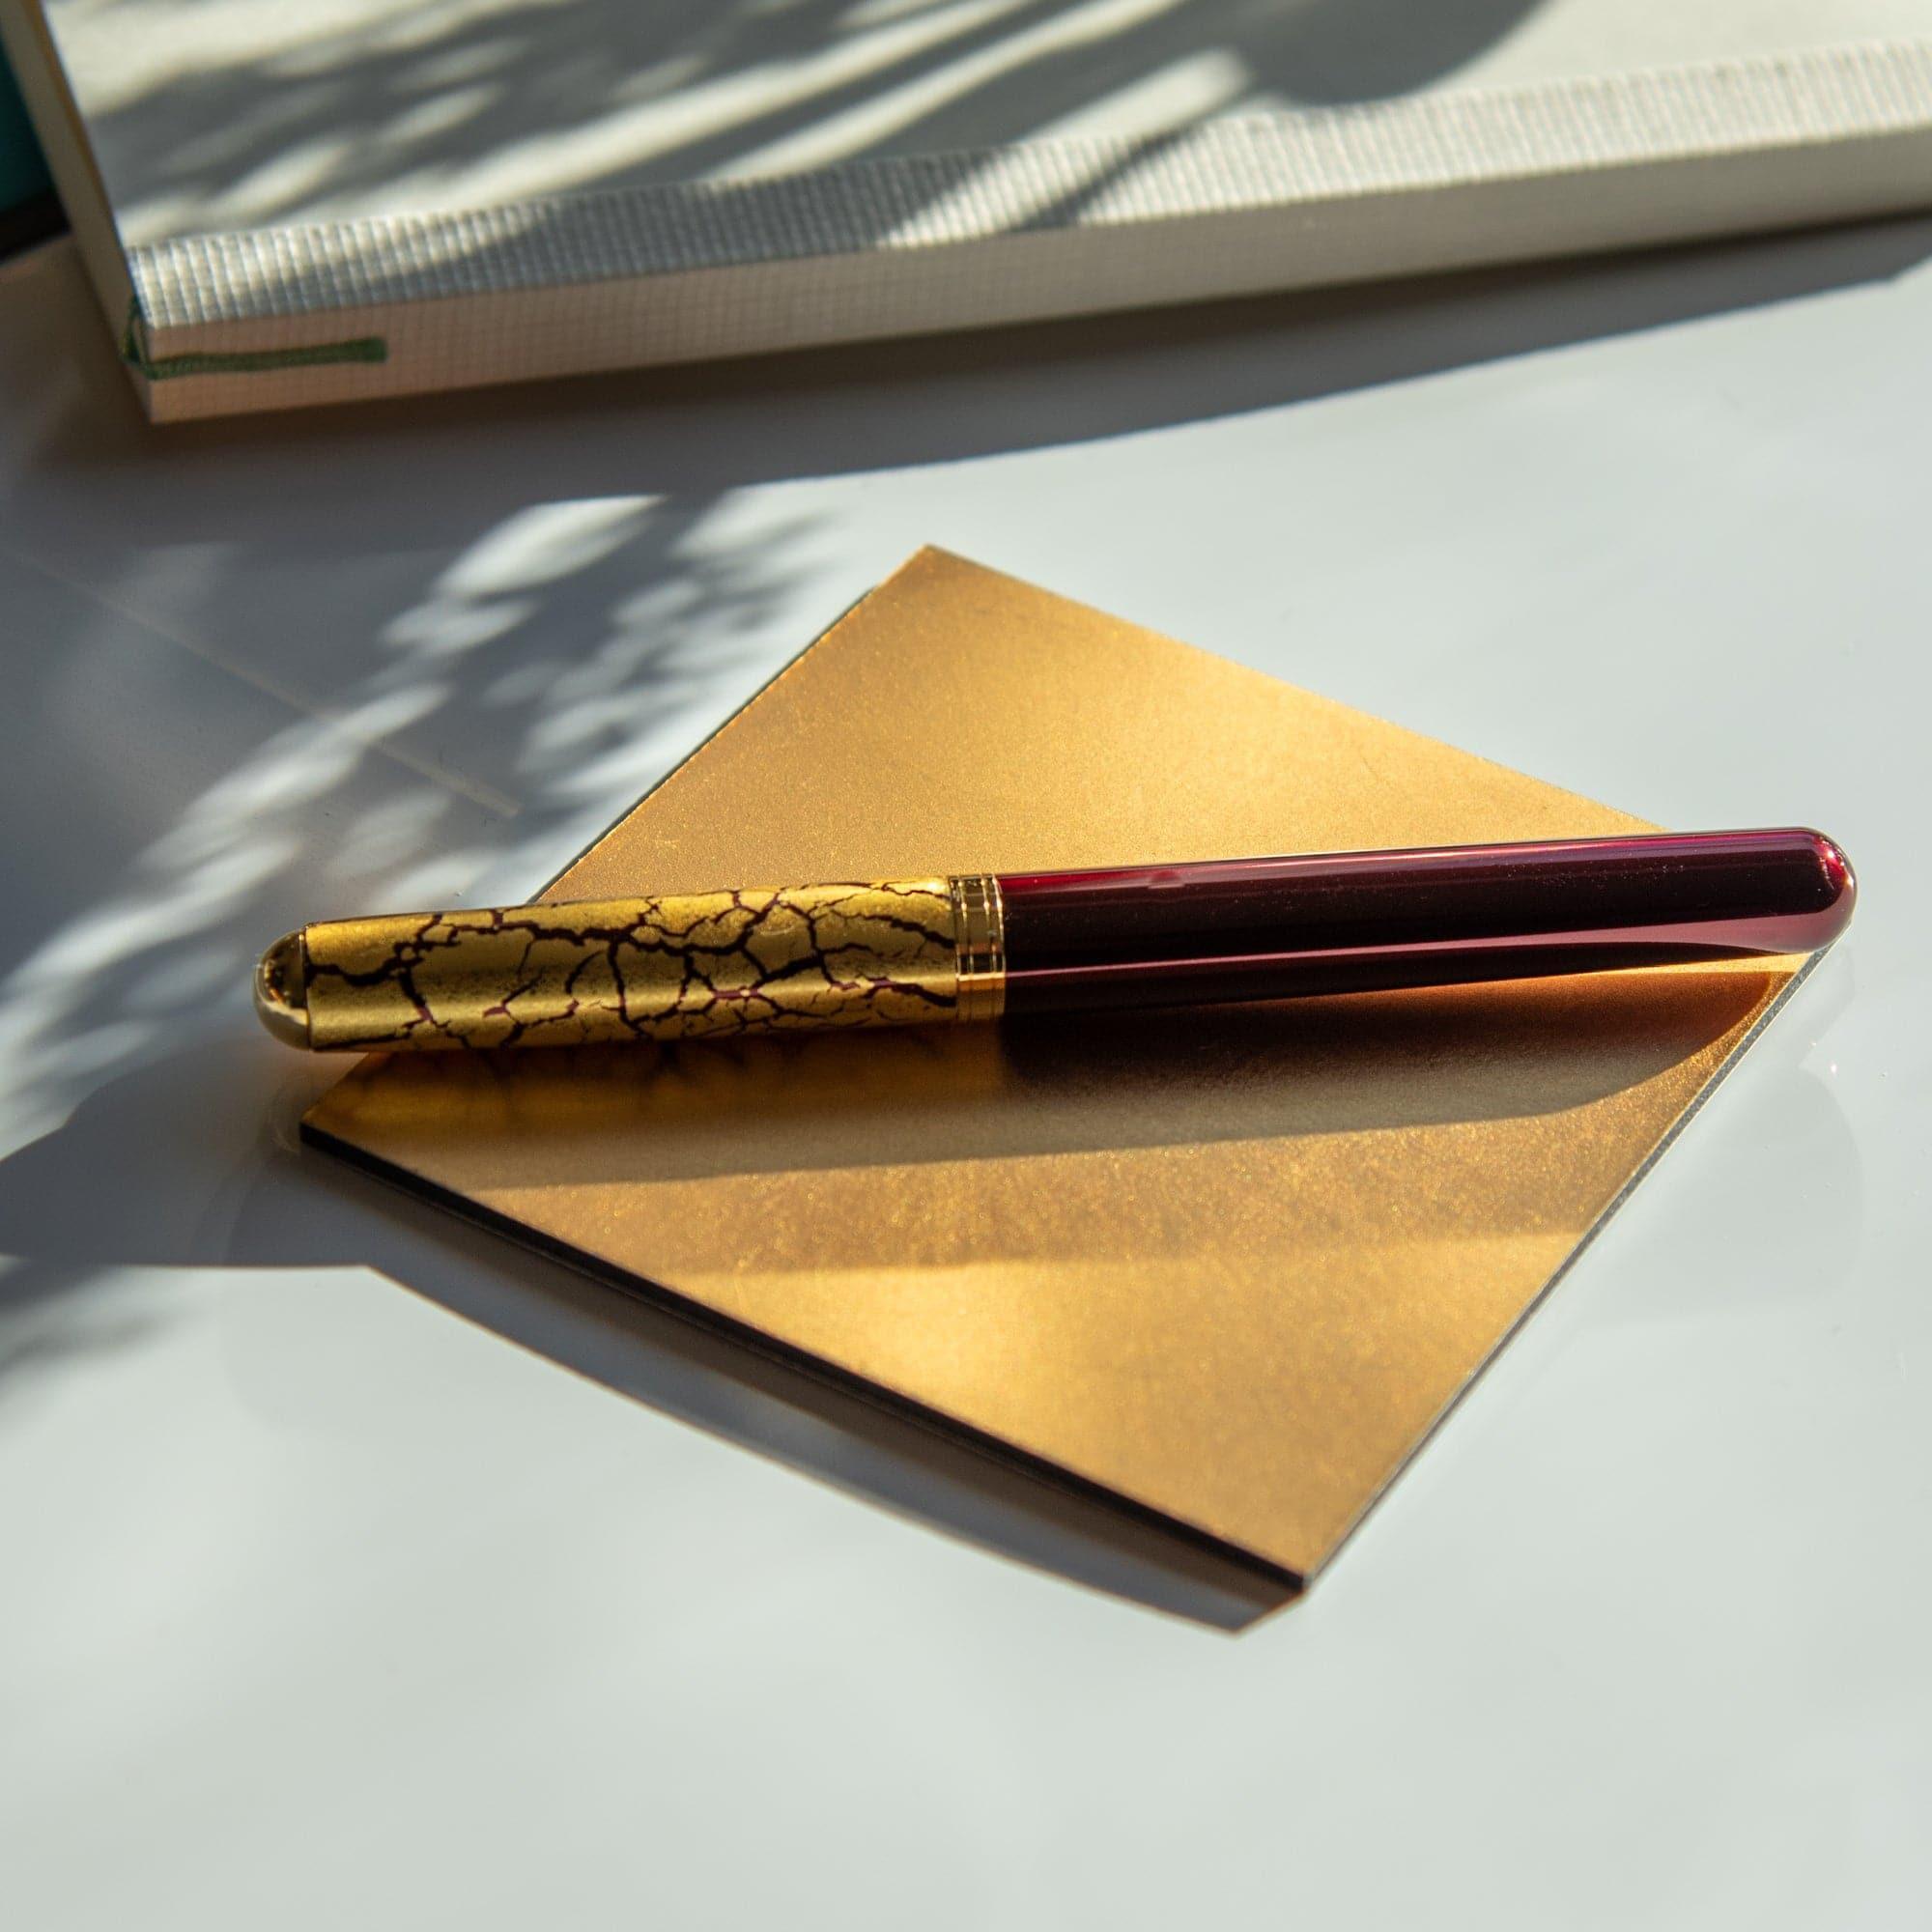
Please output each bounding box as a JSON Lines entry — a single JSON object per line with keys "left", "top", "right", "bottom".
{"left": 306, "top": 550, "right": 1802, "bottom": 1584}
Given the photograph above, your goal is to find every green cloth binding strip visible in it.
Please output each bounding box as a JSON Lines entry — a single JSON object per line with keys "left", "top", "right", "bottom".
{"left": 121, "top": 298, "right": 386, "bottom": 382}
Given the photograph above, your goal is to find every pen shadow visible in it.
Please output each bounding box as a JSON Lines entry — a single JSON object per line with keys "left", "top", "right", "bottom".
{"left": 0, "top": 964, "right": 1776, "bottom": 1631}
{"left": 303, "top": 964, "right": 1781, "bottom": 1189}
{"left": 0, "top": 957, "right": 1787, "bottom": 1628}
{"left": 0, "top": 1032, "right": 1310, "bottom": 1631}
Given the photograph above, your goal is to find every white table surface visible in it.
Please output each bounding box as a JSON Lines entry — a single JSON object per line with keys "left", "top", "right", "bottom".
{"left": 2, "top": 223, "right": 1928, "bottom": 1929}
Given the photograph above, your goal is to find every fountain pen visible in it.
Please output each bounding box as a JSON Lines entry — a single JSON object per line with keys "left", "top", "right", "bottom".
{"left": 253, "top": 827, "right": 1854, "bottom": 1052}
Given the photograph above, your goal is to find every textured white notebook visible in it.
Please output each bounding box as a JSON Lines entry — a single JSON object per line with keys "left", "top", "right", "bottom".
{"left": 7, "top": 1, "right": 1932, "bottom": 420}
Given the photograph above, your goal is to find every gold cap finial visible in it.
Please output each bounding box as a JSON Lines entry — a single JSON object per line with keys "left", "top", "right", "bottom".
{"left": 254, "top": 930, "right": 311, "bottom": 1047}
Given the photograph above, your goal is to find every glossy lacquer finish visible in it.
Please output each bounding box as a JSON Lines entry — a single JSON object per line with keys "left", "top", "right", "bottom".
{"left": 997, "top": 829, "right": 1855, "bottom": 1014}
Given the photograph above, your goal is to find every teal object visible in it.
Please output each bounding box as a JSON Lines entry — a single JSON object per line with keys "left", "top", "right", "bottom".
{"left": 0, "top": 42, "right": 52, "bottom": 211}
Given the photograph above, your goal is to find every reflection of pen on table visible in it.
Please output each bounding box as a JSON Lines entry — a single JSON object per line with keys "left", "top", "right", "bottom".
{"left": 255, "top": 827, "right": 1855, "bottom": 1053}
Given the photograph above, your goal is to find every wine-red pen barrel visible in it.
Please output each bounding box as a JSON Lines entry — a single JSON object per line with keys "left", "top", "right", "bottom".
{"left": 995, "top": 828, "right": 1854, "bottom": 1015}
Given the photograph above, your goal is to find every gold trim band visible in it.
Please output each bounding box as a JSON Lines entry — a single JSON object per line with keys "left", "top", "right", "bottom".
{"left": 948, "top": 873, "right": 1007, "bottom": 1023}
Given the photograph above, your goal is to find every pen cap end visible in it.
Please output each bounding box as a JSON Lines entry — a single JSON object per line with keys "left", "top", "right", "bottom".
{"left": 254, "top": 931, "right": 311, "bottom": 1047}
{"left": 1802, "top": 829, "right": 1858, "bottom": 946}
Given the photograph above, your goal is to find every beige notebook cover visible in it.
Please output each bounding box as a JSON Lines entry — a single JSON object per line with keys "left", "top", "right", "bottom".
{"left": 6, "top": 0, "right": 1932, "bottom": 419}
{"left": 305, "top": 551, "right": 1805, "bottom": 1583}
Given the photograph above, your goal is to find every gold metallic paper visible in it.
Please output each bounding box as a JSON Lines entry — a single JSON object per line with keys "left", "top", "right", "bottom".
{"left": 305, "top": 550, "right": 1801, "bottom": 1583}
